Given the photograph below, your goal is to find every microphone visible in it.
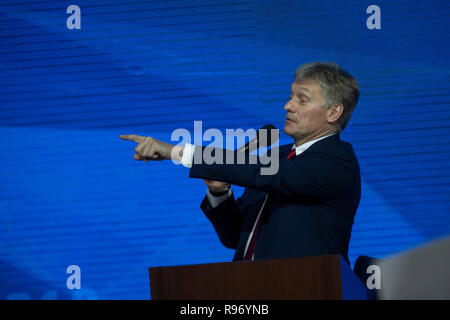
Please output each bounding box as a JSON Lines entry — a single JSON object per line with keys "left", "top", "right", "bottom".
{"left": 236, "top": 124, "right": 279, "bottom": 154}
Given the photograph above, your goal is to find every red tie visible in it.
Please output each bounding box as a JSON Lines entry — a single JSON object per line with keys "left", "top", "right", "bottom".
{"left": 243, "top": 148, "right": 297, "bottom": 260}
{"left": 286, "top": 148, "right": 296, "bottom": 160}
{"left": 243, "top": 195, "right": 268, "bottom": 260}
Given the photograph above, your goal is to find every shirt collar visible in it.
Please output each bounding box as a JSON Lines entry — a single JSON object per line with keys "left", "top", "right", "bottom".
{"left": 291, "top": 133, "right": 336, "bottom": 156}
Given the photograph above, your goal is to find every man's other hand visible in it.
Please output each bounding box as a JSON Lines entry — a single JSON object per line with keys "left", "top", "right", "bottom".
{"left": 203, "top": 179, "right": 230, "bottom": 193}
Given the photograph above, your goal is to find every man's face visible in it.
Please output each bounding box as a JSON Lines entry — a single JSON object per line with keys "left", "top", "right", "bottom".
{"left": 283, "top": 79, "right": 331, "bottom": 143}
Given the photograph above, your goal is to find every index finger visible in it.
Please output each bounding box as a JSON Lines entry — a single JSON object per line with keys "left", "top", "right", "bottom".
{"left": 120, "top": 134, "right": 145, "bottom": 143}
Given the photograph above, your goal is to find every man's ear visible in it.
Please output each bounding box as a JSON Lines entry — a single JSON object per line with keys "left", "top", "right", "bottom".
{"left": 327, "top": 104, "right": 344, "bottom": 123}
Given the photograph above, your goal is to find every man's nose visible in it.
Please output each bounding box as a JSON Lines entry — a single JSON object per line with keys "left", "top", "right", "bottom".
{"left": 284, "top": 100, "right": 293, "bottom": 112}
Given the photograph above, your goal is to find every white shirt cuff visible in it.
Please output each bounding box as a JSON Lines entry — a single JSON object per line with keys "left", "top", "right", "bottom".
{"left": 180, "top": 143, "right": 195, "bottom": 168}
{"left": 206, "top": 187, "right": 233, "bottom": 208}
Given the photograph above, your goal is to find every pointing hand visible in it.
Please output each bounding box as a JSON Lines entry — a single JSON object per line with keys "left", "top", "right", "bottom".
{"left": 120, "top": 134, "right": 181, "bottom": 162}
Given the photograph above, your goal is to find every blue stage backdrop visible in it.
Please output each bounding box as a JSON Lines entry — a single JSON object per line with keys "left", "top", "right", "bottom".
{"left": 0, "top": 0, "right": 449, "bottom": 299}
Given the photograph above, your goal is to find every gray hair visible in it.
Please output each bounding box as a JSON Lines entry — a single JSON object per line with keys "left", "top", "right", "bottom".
{"left": 294, "top": 62, "right": 360, "bottom": 132}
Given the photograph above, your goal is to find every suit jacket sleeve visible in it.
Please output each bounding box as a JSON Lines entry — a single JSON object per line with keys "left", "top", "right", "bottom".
{"left": 190, "top": 146, "right": 357, "bottom": 201}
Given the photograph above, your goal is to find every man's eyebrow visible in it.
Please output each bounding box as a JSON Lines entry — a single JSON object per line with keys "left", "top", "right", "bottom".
{"left": 291, "top": 86, "right": 311, "bottom": 96}
{"left": 296, "top": 86, "right": 311, "bottom": 92}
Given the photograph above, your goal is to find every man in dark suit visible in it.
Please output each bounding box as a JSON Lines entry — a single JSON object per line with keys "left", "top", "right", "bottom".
{"left": 121, "top": 62, "right": 361, "bottom": 264}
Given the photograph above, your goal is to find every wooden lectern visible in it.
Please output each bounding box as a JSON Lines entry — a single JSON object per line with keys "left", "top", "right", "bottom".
{"left": 149, "top": 255, "right": 366, "bottom": 300}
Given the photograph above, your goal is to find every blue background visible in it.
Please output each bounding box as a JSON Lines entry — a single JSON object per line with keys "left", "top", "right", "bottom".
{"left": 0, "top": 0, "right": 449, "bottom": 299}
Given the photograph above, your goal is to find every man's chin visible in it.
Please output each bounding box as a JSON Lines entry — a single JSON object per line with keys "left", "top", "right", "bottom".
{"left": 283, "top": 125, "right": 292, "bottom": 137}
{"left": 284, "top": 125, "right": 304, "bottom": 141}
